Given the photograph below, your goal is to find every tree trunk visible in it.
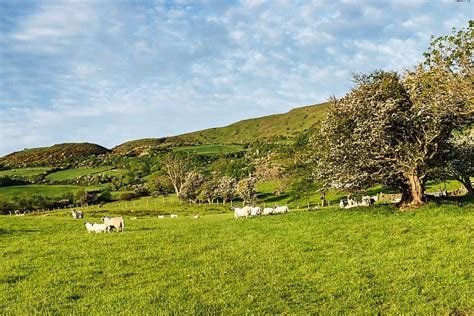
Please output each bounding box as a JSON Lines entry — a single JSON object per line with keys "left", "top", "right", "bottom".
{"left": 461, "top": 177, "right": 473, "bottom": 195}
{"left": 407, "top": 174, "right": 425, "bottom": 206}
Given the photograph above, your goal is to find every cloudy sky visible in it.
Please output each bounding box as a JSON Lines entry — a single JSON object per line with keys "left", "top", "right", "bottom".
{"left": 0, "top": 0, "right": 471, "bottom": 155}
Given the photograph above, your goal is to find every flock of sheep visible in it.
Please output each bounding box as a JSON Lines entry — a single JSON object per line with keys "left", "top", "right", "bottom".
{"left": 72, "top": 210, "right": 125, "bottom": 233}
{"left": 339, "top": 195, "right": 377, "bottom": 209}
{"left": 232, "top": 205, "right": 289, "bottom": 218}
{"left": 72, "top": 205, "right": 290, "bottom": 233}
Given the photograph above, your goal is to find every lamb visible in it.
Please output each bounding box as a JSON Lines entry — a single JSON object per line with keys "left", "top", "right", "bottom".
{"left": 101, "top": 216, "right": 125, "bottom": 232}
{"left": 233, "top": 206, "right": 251, "bottom": 219}
{"left": 84, "top": 222, "right": 108, "bottom": 233}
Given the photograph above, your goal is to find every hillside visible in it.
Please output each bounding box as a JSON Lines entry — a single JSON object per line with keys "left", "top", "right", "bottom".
{"left": 1, "top": 102, "right": 329, "bottom": 163}
{"left": 112, "top": 102, "right": 329, "bottom": 154}
{"left": 0, "top": 143, "right": 110, "bottom": 168}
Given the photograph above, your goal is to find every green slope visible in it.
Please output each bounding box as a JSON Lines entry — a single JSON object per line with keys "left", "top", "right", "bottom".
{"left": 0, "top": 143, "right": 110, "bottom": 168}
{"left": 112, "top": 102, "right": 329, "bottom": 154}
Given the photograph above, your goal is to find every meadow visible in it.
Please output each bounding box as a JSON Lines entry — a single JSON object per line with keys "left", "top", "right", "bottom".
{"left": 172, "top": 144, "right": 244, "bottom": 155}
{"left": 45, "top": 166, "right": 114, "bottom": 181}
{"left": 0, "top": 167, "right": 52, "bottom": 180}
{"left": 0, "top": 185, "right": 102, "bottom": 201}
{"left": 0, "top": 201, "right": 473, "bottom": 314}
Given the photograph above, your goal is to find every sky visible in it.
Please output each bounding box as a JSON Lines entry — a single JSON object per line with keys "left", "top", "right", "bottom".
{"left": 0, "top": 0, "right": 471, "bottom": 155}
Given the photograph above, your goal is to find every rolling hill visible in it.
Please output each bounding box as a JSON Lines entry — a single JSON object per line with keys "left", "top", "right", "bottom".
{"left": 112, "top": 102, "right": 329, "bottom": 154}
{"left": 1, "top": 102, "right": 329, "bottom": 164}
{"left": 0, "top": 143, "right": 110, "bottom": 168}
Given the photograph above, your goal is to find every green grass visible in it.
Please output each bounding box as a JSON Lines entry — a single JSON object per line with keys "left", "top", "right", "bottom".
{"left": 0, "top": 167, "right": 52, "bottom": 179}
{"left": 45, "top": 167, "right": 114, "bottom": 181}
{"left": 1, "top": 202, "right": 472, "bottom": 314}
{"left": 0, "top": 185, "right": 102, "bottom": 201}
{"left": 173, "top": 144, "right": 244, "bottom": 155}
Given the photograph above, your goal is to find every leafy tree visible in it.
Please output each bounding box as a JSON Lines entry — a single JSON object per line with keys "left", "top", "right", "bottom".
{"left": 162, "top": 153, "right": 190, "bottom": 197}
{"left": 236, "top": 176, "right": 257, "bottom": 205}
{"left": 216, "top": 176, "right": 237, "bottom": 203}
{"left": 435, "top": 132, "right": 473, "bottom": 195}
{"left": 314, "top": 23, "right": 472, "bottom": 207}
{"left": 315, "top": 68, "right": 471, "bottom": 206}
{"left": 197, "top": 178, "right": 219, "bottom": 204}
{"left": 179, "top": 171, "right": 205, "bottom": 202}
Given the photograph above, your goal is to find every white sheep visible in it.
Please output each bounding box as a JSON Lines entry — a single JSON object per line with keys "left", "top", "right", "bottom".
{"left": 101, "top": 216, "right": 125, "bottom": 232}
{"left": 170, "top": 214, "right": 178, "bottom": 218}
{"left": 193, "top": 214, "right": 200, "bottom": 219}
{"left": 158, "top": 215, "right": 165, "bottom": 219}
{"left": 85, "top": 222, "right": 108, "bottom": 233}
{"left": 262, "top": 207, "right": 274, "bottom": 216}
{"left": 273, "top": 206, "right": 289, "bottom": 214}
{"left": 233, "top": 206, "right": 251, "bottom": 219}
{"left": 250, "top": 206, "right": 261, "bottom": 217}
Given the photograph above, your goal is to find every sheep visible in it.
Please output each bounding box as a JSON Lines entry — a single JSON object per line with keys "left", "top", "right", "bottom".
{"left": 273, "top": 206, "right": 289, "bottom": 214}
{"left": 71, "top": 210, "right": 83, "bottom": 219}
{"left": 170, "top": 214, "right": 178, "bottom": 218}
{"left": 101, "top": 216, "right": 125, "bottom": 232}
{"left": 339, "top": 199, "right": 347, "bottom": 208}
{"left": 193, "top": 214, "right": 200, "bottom": 219}
{"left": 84, "top": 222, "right": 108, "bottom": 233}
{"left": 250, "top": 206, "right": 261, "bottom": 217}
{"left": 233, "top": 206, "right": 251, "bottom": 219}
{"left": 158, "top": 215, "right": 165, "bottom": 219}
{"left": 262, "top": 207, "right": 274, "bottom": 216}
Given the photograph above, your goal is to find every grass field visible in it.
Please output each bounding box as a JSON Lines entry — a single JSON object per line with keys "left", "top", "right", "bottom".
{"left": 1, "top": 202, "right": 472, "bottom": 314}
{"left": 45, "top": 167, "right": 114, "bottom": 181}
{"left": 0, "top": 185, "right": 102, "bottom": 201}
{"left": 173, "top": 144, "right": 244, "bottom": 155}
{"left": 0, "top": 167, "right": 52, "bottom": 179}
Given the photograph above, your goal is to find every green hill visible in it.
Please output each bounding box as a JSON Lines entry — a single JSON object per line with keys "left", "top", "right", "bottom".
{"left": 112, "top": 102, "right": 329, "bottom": 154}
{"left": 1, "top": 102, "right": 329, "bottom": 162}
{"left": 0, "top": 143, "right": 110, "bottom": 168}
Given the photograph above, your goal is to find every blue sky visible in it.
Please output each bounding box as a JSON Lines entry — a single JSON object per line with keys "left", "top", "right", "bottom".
{"left": 0, "top": 0, "right": 471, "bottom": 155}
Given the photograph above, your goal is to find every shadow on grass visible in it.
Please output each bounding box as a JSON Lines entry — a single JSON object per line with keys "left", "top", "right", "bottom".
{"left": 0, "top": 228, "right": 39, "bottom": 235}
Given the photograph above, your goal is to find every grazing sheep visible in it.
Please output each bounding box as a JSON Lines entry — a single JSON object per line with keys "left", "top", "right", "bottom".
{"left": 171, "top": 214, "right": 178, "bottom": 218}
{"left": 250, "top": 206, "right": 261, "bottom": 217}
{"left": 158, "top": 215, "right": 165, "bottom": 219}
{"left": 72, "top": 210, "right": 83, "bottom": 219}
{"left": 233, "top": 206, "right": 251, "bottom": 219}
{"left": 262, "top": 207, "right": 274, "bottom": 216}
{"left": 193, "top": 214, "right": 200, "bottom": 219}
{"left": 273, "top": 206, "right": 289, "bottom": 214}
{"left": 84, "top": 222, "right": 108, "bottom": 233}
{"left": 339, "top": 199, "right": 347, "bottom": 208}
{"left": 101, "top": 216, "right": 125, "bottom": 232}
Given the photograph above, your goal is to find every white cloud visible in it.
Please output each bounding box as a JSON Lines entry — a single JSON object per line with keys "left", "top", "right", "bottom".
{"left": 0, "top": 0, "right": 471, "bottom": 155}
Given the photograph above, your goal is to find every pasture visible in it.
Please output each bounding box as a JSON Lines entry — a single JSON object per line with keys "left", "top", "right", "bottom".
{"left": 1, "top": 202, "right": 472, "bottom": 314}
{"left": 172, "top": 144, "right": 244, "bottom": 155}
{"left": 0, "top": 185, "right": 102, "bottom": 201}
{"left": 45, "top": 166, "right": 114, "bottom": 181}
{"left": 0, "top": 167, "right": 52, "bottom": 180}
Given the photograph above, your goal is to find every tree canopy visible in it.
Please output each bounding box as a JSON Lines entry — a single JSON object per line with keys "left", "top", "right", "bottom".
{"left": 313, "top": 21, "right": 473, "bottom": 207}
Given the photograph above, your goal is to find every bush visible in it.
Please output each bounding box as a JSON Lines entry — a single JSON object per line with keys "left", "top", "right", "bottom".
{"left": 119, "top": 192, "right": 139, "bottom": 201}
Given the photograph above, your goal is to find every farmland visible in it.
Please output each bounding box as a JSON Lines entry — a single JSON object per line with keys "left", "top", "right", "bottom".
{"left": 45, "top": 167, "right": 115, "bottom": 181}
{"left": 0, "top": 185, "right": 102, "bottom": 201}
{"left": 0, "top": 167, "right": 52, "bottom": 180}
{"left": 173, "top": 144, "right": 244, "bottom": 155}
{"left": 1, "top": 202, "right": 472, "bottom": 314}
